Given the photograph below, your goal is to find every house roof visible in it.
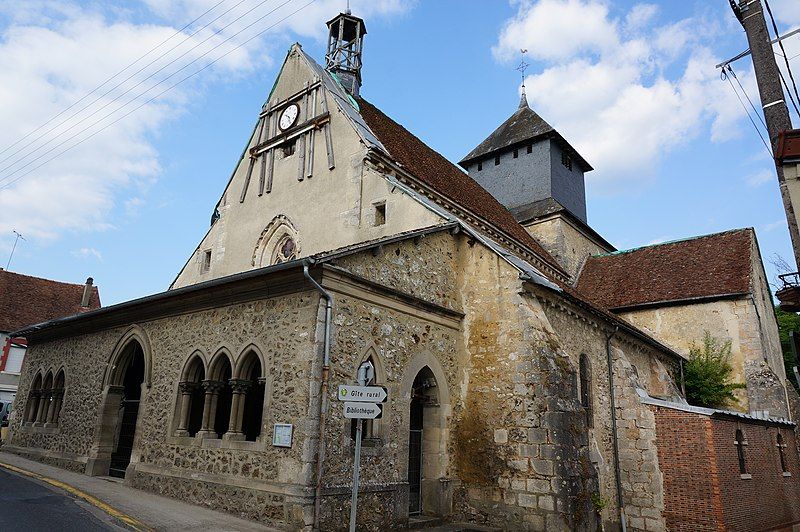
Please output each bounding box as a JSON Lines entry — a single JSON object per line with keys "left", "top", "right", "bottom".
{"left": 777, "top": 129, "right": 800, "bottom": 164}
{"left": 576, "top": 229, "right": 753, "bottom": 310}
{"left": 458, "top": 99, "right": 592, "bottom": 171}
{"left": 357, "top": 97, "right": 565, "bottom": 275}
{"left": 0, "top": 270, "right": 100, "bottom": 333}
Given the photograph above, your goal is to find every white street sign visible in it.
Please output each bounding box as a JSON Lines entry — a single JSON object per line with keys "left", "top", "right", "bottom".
{"left": 338, "top": 385, "right": 388, "bottom": 403}
{"left": 343, "top": 402, "right": 382, "bottom": 419}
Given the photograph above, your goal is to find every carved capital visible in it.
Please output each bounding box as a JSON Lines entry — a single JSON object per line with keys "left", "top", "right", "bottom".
{"left": 229, "top": 379, "right": 252, "bottom": 393}
{"left": 178, "top": 381, "right": 198, "bottom": 394}
{"left": 201, "top": 380, "right": 225, "bottom": 393}
{"left": 51, "top": 389, "right": 64, "bottom": 399}
{"left": 30, "top": 390, "right": 42, "bottom": 398}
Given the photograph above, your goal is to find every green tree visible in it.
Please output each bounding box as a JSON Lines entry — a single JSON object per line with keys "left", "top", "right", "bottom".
{"left": 684, "top": 332, "right": 745, "bottom": 408}
{"left": 775, "top": 306, "right": 800, "bottom": 391}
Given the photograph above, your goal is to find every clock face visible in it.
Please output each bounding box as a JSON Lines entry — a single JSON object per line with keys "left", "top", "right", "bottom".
{"left": 279, "top": 104, "right": 299, "bottom": 131}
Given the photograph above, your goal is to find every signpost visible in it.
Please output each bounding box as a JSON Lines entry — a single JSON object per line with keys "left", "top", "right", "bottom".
{"left": 339, "top": 361, "right": 388, "bottom": 532}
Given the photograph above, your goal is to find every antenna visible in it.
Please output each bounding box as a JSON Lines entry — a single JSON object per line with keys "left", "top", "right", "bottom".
{"left": 6, "top": 230, "right": 25, "bottom": 270}
{"left": 346, "top": 0, "right": 350, "bottom": 15}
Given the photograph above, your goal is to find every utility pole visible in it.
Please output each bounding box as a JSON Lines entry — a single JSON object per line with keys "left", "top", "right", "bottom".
{"left": 730, "top": 0, "right": 800, "bottom": 266}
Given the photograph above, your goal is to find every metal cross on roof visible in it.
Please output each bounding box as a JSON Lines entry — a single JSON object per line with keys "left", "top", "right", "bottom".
{"left": 516, "top": 49, "right": 529, "bottom": 86}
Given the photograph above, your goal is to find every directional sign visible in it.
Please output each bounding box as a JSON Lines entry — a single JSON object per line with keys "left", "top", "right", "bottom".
{"left": 338, "top": 385, "right": 388, "bottom": 403}
{"left": 343, "top": 402, "right": 382, "bottom": 419}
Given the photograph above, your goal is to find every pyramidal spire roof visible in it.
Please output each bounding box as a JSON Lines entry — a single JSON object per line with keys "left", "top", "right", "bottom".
{"left": 459, "top": 95, "right": 592, "bottom": 171}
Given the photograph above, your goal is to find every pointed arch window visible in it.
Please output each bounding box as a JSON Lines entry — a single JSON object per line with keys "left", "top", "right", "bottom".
{"left": 25, "top": 372, "right": 43, "bottom": 423}
{"left": 272, "top": 234, "right": 298, "bottom": 264}
{"left": 579, "top": 353, "right": 593, "bottom": 428}
{"left": 777, "top": 433, "right": 789, "bottom": 474}
{"left": 735, "top": 429, "right": 749, "bottom": 477}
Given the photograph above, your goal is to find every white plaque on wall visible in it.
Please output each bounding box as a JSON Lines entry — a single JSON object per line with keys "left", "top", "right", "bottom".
{"left": 273, "top": 423, "right": 293, "bottom": 447}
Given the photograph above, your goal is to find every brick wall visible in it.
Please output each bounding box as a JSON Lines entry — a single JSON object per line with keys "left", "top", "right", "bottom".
{"left": 650, "top": 407, "right": 724, "bottom": 531}
{"left": 652, "top": 404, "right": 800, "bottom": 531}
{"left": 712, "top": 417, "right": 800, "bottom": 531}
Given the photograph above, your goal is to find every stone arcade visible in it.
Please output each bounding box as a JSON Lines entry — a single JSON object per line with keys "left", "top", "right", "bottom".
{"left": 7, "top": 11, "right": 800, "bottom": 532}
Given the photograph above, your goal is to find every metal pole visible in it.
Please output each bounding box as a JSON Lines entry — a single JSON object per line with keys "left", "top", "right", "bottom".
{"left": 348, "top": 363, "right": 369, "bottom": 532}
{"left": 349, "top": 419, "right": 363, "bottom": 532}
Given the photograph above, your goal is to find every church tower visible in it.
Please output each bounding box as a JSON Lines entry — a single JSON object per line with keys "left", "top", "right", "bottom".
{"left": 460, "top": 94, "right": 613, "bottom": 278}
{"left": 325, "top": 11, "right": 367, "bottom": 96}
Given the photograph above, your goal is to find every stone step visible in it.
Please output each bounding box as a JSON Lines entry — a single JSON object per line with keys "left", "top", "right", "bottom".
{"left": 408, "top": 516, "right": 444, "bottom": 529}
{"left": 409, "top": 518, "right": 501, "bottom": 532}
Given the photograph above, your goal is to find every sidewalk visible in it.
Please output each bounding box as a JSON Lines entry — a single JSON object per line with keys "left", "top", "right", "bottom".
{"left": 0, "top": 451, "right": 276, "bottom": 531}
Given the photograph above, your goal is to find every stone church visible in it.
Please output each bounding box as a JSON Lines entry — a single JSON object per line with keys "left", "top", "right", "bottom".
{"left": 7, "top": 12, "right": 800, "bottom": 532}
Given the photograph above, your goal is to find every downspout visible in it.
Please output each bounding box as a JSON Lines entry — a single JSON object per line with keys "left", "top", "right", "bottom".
{"left": 605, "top": 326, "right": 626, "bottom": 532}
{"left": 304, "top": 262, "right": 332, "bottom": 531}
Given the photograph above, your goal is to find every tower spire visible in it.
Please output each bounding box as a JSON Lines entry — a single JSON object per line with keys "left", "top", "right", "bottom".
{"left": 516, "top": 49, "right": 529, "bottom": 108}
{"left": 325, "top": 11, "right": 367, "bottom": 96}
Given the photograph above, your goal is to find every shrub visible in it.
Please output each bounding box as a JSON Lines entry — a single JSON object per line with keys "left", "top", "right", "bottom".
{"left": 684, "top": 331, "right": 745, "bottom": 408}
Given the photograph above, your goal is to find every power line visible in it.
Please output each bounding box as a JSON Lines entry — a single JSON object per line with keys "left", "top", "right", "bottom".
{"left": 778, "top": 65, "right": 800, "bottom": 117}
{"left": 0, "top": 0, "right": 230, "bottom": 158}
{"left": 0, "top": 0, "right": 277, "bottom": 176}
{"left": 0, "top": 0, "right": 318, "bottom": 192}
{"left": 721, "top": 66, "right": 772, "bottom": 156}
{"left": 727, "top": 65, "right": 769, "bottom": 130}
{"left": 764, "top": 0, "right": 800, "bottom": 121}
{"left": 0, "top": 0, "right": 295, "bottom": 184}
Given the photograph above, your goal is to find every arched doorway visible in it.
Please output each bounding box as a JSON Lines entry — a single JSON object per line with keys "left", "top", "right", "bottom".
{"left": 87, "top": 332, "right": 149, "bottom": 478}
{"left": 109, "top": 342, "right": 145, "bottom": 478}
{"left": 408, "top": 366, "right": 441, "bottom": 516}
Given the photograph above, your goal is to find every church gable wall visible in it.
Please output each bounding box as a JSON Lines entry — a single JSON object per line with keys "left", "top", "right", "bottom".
{"left": 620, "top": 297, "right": 789, "bottom": 418}
{"left": 173, "top": 48, "right": 442, "bottom": 289}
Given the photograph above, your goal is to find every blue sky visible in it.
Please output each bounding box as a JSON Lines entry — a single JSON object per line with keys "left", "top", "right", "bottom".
{"left": 1, "top": 0, "right": 799, "bottom": 305}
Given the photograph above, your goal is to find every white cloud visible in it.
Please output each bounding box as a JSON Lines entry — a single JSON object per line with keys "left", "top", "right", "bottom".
{"left": 746, "top": 169, "right": 774, "bottom": 187}
{"left": 71, "top": 247, "right": 103, "bottom": 261}
{"left": 494, "top": 0, "right": 749, "bottom": 190}
{"left": 770, "top": 0, "right": 800, "bottom": 28}
{"left": 0, "top": 0, "right": 409, "bottom": 249}
{"left": 763, "top": 219, "right": 787, "bottom": 233}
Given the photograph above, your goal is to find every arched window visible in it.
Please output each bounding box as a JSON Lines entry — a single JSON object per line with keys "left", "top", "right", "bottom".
{"left": 37, "top": 371, "right": 54, "bottom": 424}
{"left": 176, "top": 355, "right": 206, "bottom": 437}
{"left": 350, "top": 354, "right": 382, "bottom": 442}
{"left": 48, "top": 370, "right": 65, "bottom": 425}
{"left": 735, "top": 429, "right": 748, "bottom": 475}
{"left": 271, "top": 234, "right": 298, "bottom": 264}
{"left": 579, "top": 354, "right": 593, "bottom": 427}
{"left": 777, "top": 433, "right": 788, "bottom": 474}
{"left": 252, "top": 215, "right": 301, "bottom": 267}
{"left": 233, "top": 349, "right": 265, "bottom": 442}
{"left": 209, "top": 355, "right": 233, "bottom": 438}
{"left": 25, "top": 372, "right": 43, "bottom": 423}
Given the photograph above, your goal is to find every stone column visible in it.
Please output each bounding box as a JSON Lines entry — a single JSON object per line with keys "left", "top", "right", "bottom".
{"left": 175, "top": 381, "right": 196, "bottom": 436}
{"left": 26, "top": 390, "right": 41, "bottom": 423}
{"left": 224, "top": 379, "right": 251, "bottom": 441}
{"left": 86, "top": 385, "right": 125, "bottom": 476}
{"left": 45, "top": 389, "right": 64, "bottom": 427}
{"left": 197, "top": 380, "right": 224, "bottom": 439}
{"left": 35, "top": 390, "right": 51, "bottom": 425}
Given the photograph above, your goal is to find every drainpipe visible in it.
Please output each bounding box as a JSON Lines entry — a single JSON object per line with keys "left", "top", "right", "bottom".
{"left": 605, "top": 326, "right": 626, "bottom": 532}
{"left": 304, "top": 262, "right": 332, "bottom": 531}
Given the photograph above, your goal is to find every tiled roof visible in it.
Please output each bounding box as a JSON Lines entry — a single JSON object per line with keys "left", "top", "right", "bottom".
{"left": 576, "top": 229, "right": 753, "bottom": 310}
{"left": 458, "top": 99, "right": 591, "bottom": 171}
{"left": 0, "top": 270, "right": 101, "bottom": 333}
{"left": 357, "top": 98, "right": 565, "bottom": 275}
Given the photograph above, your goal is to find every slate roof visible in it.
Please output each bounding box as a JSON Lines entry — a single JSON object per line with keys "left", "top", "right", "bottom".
{"left": 576, "top": 229, "right": 754, "bottom": 310}
{"left": 357, "top": 97, "right": 565, "bottom": 274}
{"left": 0, "top": 270, "right": 101, "bottom": 333}
{"left": 458, "top": 99, "right": 592, "bottom": 171}
{"left": 511, "top": 197, "right": 615, "bottom": 252}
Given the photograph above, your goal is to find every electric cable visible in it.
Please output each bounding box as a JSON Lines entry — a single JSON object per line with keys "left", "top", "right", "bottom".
{"left": 0, "top": 0, "right": 277, "bottom": 175}
{"left": 721, "top": 67, "right": 773, "bottom": 156}
{"left": 0, "top": 0, "right": 230, "bottom": 157}
{"left": 0, "top": 0, "right": 318, "bottom": 192}
{"left": 727, "top": 65, "right": 769, "bottom": 130}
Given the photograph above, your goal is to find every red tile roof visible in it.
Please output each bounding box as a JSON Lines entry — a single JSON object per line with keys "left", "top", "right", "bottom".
{"left": 357, "top": 98, "right": 564, "bottom": 275}
{"left": 576, "top": 229, "right": 754, "bottom": 310}
{"left": 0, "top": 270, "right": 101, "bottom": 333}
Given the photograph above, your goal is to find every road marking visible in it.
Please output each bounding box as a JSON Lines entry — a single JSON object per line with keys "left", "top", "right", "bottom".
{"left": 0, "top": 460, "right": 153, "bottom": 531}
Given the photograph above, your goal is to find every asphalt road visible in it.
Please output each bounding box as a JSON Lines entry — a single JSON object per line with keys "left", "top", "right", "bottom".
{"left": 0, "top": 468, "right": 121, "bottom": 531}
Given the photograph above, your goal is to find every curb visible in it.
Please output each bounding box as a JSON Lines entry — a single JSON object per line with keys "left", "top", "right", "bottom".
{"left": 0, "top": 460, "right": 153, "bottom": 531}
